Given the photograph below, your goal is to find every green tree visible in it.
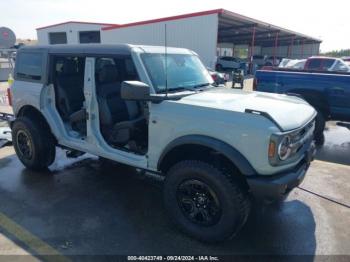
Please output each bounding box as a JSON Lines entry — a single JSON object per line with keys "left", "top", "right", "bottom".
{"left": 321, "top": 49, "right": 350, "bottom": 58}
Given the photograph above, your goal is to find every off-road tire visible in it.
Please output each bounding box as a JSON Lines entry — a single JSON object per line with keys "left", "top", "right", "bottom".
{"left": 163, "top": 160, "right": 250, "bottom": 242}
{"left": 12, "top": 117, "right": 56, "bottom": 171}
{"left": 314, "top": 111, "right": 326, "bottom": 146}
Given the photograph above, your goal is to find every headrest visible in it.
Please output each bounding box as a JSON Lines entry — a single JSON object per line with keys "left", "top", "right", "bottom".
{"left": 98, "top": 65, "right": 119, "bottom": 84}
{"left": 60, "top": 59, "right": 78, "bottom": 76}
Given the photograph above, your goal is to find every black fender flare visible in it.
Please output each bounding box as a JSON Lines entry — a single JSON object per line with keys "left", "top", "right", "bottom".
{"left": 157, "top": 135, "right": 257, "bottom": 176}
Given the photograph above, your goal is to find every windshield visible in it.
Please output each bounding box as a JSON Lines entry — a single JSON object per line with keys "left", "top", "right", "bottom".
{"left": 141, "top": 53, "right": 213, "bottom": 93}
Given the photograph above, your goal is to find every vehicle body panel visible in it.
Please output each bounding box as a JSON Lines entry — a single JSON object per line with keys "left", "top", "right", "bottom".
{"left": 304, "top": 57, "right": 350, "bottom": 72}
{"left": 174, "top": 88, "right": 315, "bottom": 131}
{"left": 147, "top": 90, "right": 315, "bottom": 175}
{"left": 255, "top": 69, "right": 350, "bottom": 121}
{"left": 216, "top": 56, "right": 240, "bottom": 69}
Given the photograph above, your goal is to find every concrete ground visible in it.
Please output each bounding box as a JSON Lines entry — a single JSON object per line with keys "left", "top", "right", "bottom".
{"left": 0, "top": 82, "right": 349, "bottom": 259}
{"left": 0, "top": 124, "right": 349, "bottom": 259}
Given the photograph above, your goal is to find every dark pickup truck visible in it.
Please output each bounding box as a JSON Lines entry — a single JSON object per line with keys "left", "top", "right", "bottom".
{"left": 255, "top": 69, "right": 350, "bottom": 145}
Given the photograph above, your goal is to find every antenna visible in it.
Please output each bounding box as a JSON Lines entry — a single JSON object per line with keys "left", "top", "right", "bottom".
{"left": 164, "top": 24, "right": 168, "bottom": 96}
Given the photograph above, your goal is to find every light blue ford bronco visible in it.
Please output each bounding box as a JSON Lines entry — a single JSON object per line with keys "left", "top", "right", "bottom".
{"left": 4, "top": 44, "right": 316, "bottom": 242}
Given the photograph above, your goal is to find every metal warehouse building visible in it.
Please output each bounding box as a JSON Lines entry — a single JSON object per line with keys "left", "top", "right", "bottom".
{"left": 36, "top": 21, "right": 118, "bottom": 45}
{"left": 36, "top": 9, "right": 321, "bottom": 67}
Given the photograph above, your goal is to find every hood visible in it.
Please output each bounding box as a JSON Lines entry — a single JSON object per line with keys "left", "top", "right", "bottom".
{"left": 175, "top": 88, "right": 316, "bottom": 131}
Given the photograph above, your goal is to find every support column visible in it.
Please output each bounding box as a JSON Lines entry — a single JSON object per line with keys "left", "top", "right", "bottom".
{"left": 301, "top": 38, "right": 305, "bottom": 58}
{"left": 288, "top": 35, "right": 295, "bottom": 58}
{"left": 249, "top": 26, "right": 256, "bottom": 73}
{"left": 273, "top": 32, "right": 279, "bottom": 65}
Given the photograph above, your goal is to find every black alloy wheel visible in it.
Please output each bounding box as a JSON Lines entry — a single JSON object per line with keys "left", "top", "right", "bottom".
{"left": 177, "top": 179, "right": 222, "bottom": 227}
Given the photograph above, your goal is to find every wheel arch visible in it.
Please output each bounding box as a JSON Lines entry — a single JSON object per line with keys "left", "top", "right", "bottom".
{"left": 16, "top": 105, "right": 56, "bottom": 142}
{"left": 157, "top": 135, "right": 256, "bottom": 178}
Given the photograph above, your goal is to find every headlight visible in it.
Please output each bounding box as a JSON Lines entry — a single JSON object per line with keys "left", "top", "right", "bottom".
{"left": 277, "top": 135, "right": 292, "bottom": 160}
{"left": 269, "top": 119, "right": 315, "bottom": 166}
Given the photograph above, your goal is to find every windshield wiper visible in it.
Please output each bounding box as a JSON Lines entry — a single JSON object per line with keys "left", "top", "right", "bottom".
{"left": 158, "top": 83, "right": 212, "bottom": 94}
{"left": 171, "top": 83, "right": 211, "bottom": 92}
{"left": 167, "top": 86, "right": 197, "bottom": 93}
{"left": 191, "top": 83, "right": 211, "bottom": 89}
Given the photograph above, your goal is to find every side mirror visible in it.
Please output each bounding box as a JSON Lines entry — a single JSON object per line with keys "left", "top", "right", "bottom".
{"left": 121, "top": 80, "right": 183, "bottom": 103}
{"left": 121, "top": 81, "right": 151, "bottom": 101}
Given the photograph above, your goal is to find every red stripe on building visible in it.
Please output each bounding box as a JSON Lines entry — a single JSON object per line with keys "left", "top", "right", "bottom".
{"left": 102, "top": 9, "right": 224, "bottom": 31}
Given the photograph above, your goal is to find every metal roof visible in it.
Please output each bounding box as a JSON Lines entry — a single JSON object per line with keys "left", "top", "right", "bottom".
{"left": 36, "top": 21, "right": 118, "bottom": 30}
{"left": 217, "top": 9, "right": 321, "bottom": 47}
{"left": 102, "top": 9, "right": 222, "bottom": 30}
{"left": 101, "top": 9, "right": 321, "bottom": 47}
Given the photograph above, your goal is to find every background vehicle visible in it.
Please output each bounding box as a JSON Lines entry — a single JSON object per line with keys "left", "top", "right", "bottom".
{"left": 0, "top": 113, "right": 13, "bottom": 146}
{"left": 255, "top": 68, "right": 350, "bottom": 144}
{"left": 251, "top": 55, "right": 266, "bottom": 67}
{"left": 265, "top": 56, "right": 283, "bottom": 66}
{"left": 216, "top": 56, "right": 240, "bottom": 71}
{"left": 231, "top": 68, "right": 244, "bottom": 88}
{"left": 0, "top": 124, "right": 11, "bottom": 146}
{"left": 342, "top": 56, "right": 350, "bottom": 66}
{"left": 279, "top": 59, "right": 307, "bottom": 70}
{"left": 207, "top": 67, "right": 228, "bottom": 85}
{"left": 303, "top": 57, "right": 350, "bottom": 72}
{"left": 2, "top": 44, "right": 316, "bottom": 242}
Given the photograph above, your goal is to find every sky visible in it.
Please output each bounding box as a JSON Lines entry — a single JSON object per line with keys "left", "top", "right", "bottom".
{"left": 2, "top": 0, "right": 348, "bottom": 52}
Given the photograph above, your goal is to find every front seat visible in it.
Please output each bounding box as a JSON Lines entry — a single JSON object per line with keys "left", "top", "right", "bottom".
{"left": 96, "top": 65, "right": 145, "bottom": 147}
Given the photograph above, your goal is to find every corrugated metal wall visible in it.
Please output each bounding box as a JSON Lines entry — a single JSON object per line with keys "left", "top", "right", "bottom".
{"left": 217, "top": 43, "right": 320, "bottom": 59}
{"left": 102, "top": 14, "right": 219, "bottom": 67}
{"left": 261, "top": 43, "right": 320, "bottom": 59}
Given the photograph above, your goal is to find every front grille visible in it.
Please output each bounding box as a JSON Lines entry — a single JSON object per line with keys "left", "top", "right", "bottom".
{"left": 290, "top": 120, "right": 315, "bottom": 153}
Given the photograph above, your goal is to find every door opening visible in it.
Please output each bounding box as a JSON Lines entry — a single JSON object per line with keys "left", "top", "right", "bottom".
{"left": 51, "top": 55, "right": 87, "bottom": 138}
{"left": 94, "top": 56, "right": 149, "bottom": 154}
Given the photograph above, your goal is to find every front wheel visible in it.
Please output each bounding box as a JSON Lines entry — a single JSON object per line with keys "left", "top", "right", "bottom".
{"left": 163, "top": 160, "right": 250, "bottom": 242}
{"left": 12, "top": 117, "right": 56, "bottom": 171}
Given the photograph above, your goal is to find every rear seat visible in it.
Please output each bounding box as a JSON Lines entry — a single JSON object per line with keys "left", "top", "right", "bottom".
{"left": 56, "top": 59, "right": 85, "bottom": 120}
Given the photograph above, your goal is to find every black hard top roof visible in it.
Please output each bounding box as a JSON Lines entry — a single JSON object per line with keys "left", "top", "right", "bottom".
{"left": 19, "top": 44, "right": 133, "bottom": 55}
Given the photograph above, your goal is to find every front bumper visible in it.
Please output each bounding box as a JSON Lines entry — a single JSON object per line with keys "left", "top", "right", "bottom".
{"left": 247, "top": 142, "right": 316, "bottom": 202}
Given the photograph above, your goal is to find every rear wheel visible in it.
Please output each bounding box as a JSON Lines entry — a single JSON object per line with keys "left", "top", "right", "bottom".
{"left": 12, "top": 117, "right": 56, "bottom": 171}
{"left": 163, "top": 160, "right": 250, "bottom": 242}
